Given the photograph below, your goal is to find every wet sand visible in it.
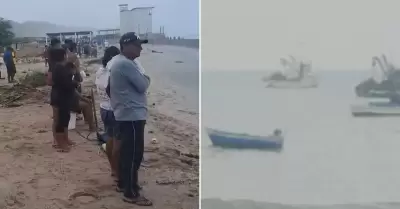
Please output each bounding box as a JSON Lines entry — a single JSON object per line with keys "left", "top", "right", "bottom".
{"left": 0, "top": 46, "right": 199, "bottom": 209}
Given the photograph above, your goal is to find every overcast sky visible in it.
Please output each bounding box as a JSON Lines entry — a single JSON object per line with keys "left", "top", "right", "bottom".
{"left": 0, "top": 0, "right": 199, "bottom": 38}
{"left": 202, "top": 0, "right": 400, "bottom": 71}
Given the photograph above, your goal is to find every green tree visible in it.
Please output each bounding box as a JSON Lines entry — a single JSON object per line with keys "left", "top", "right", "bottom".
{"left": 0, "top": 18, "right": 14, "bottom": 47}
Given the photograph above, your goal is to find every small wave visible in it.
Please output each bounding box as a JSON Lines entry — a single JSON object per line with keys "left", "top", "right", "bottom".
{"left": 201, "top": 198, "right": 400, "bottom": 209}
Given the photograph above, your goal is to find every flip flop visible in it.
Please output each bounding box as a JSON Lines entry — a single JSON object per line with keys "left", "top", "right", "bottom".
{"left": 56, "top": 147, "right": 70, "bottom": 153}
{"left": 67, "top": 141, "right": 76, "bottom": 146}
{"left": 122, "top": 196, "right": 153, "bottom": 206}
{"left": 116, "top": 186, "right": 124, "bottom": 193}
{"left": 134, "top": 185, "right": 143, "bottom": 191}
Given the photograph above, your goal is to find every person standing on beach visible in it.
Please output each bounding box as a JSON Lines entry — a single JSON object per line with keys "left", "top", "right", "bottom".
{"left": 3, "top": 47, "right": 17, "bottom": 83}
{"left": 95, "top": 46, "right": 120, "bottom": 179}
{"left": 47, "top": 38, "right": 62, "bottom": 148}
{"left": 49, "top": 48, "right": 78, "bottom": 152}
{"left": 43, "top": 45, "right": 49, "bottom": 67}
{"left": 109, "top": 32, "right": 152, "bottom": 206}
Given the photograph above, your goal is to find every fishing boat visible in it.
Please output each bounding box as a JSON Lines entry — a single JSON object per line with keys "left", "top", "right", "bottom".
{"left": 266, "top": 75, "right": 318, "bottom": 89}
{"left": 355, "top": 55, "right": 400, "bottom": 98}
{"left": 351, "top": 101, "right": 400, "bottom": 117}
{"left": 263, "top": 56, "right": 318, "bottom": 89}
{"left": 206, "top": 128, "right": 284, "bottom": 150}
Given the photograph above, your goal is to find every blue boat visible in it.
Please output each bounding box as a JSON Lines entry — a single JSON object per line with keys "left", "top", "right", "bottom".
{"left": 207, "top": 128, "right": 284, "bottom": 150}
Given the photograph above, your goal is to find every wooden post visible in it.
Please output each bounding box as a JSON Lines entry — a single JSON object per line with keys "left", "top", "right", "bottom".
{"left": 90, "top": 88, "right": 99, "bottom": 131}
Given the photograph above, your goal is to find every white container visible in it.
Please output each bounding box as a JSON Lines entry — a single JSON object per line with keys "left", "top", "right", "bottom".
{"left": 68, "top": 112, "right": 77, "bottom": 130}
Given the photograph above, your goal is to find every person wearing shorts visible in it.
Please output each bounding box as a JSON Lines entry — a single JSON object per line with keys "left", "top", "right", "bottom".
{"left": 49, "top": 48, "right": 78, "bottom": 152}
{"left": 95, "top": 46, "right": 120, "bottom": 178}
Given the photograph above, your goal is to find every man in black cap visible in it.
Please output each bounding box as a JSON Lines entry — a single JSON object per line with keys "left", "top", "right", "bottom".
{"left": 109, "top": 32, "right": 152, "bottom": 205}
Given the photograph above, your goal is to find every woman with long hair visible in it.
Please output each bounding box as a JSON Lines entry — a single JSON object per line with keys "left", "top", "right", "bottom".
{"left": 95, "top": 46, "right": 120, "bottom": 177}
{"left": 50, "top": 48, "right": 78, "bottom": 152}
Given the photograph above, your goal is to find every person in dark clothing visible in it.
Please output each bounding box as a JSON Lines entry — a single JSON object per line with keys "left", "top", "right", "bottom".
{"left": 50, "top": 38, "right": 61, "bottom": 48}
{"left": 83, "top": 44, "right": 90, "bottom": 58}
{"left": 43, "top": 45, "right": 49, "bottom": 67}
{"left": 49, "top": 48, "right": 78, "bottom": 152}
{"left": 46, "top": 38, "right": 62, "bottom": 86}
{"left": 46, "top": 38, "right": 63, "bottom": 147}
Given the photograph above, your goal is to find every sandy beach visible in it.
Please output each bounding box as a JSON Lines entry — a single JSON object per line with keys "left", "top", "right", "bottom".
{"left": 0, "top": 45, "right": 199, "bottom": 209}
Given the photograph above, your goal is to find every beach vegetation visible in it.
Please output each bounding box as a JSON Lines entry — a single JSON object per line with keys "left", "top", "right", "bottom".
{"left": 0, "top": 18, "right": 15, "bottom": 48}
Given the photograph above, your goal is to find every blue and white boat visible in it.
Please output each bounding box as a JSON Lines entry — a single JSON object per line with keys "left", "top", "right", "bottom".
{"left": 207, "top": 128, "right": 284, "bottom": 150}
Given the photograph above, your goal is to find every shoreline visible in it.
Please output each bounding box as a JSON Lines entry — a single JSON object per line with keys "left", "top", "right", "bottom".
{"left": 0, "top": 45, "right": 199, "bottom": 208}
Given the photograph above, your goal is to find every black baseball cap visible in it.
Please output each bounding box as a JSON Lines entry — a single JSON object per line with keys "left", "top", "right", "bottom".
{"left": 119, "top": 32, "right": 148, "bottom": 46}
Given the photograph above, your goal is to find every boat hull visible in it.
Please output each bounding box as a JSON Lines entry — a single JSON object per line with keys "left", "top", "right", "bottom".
{"left": 207, "top": 128, "right": 283, "bottom": 150}
{"left": 266, "top": 76, "right": 318, "bottom": 89}
{"left": 351, "top": 102, "right": 400, "bottom": 117}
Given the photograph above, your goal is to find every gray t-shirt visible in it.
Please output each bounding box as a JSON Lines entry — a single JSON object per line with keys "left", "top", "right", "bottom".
{"left": 109, "top": 54, "right": 150, "bottom": 121}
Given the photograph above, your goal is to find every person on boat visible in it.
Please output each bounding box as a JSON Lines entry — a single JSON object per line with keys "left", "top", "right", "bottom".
{"left": 287, "top": 62, "right": 306, "bottom": 81}
{"left": 95, "top": 46, "right": 120, "bottom": 180}
{"left": 109, "top": 32, "right": 152, "bottom": 206}
{"left": 297, "top": 62, "right": 306, "bottom": 80}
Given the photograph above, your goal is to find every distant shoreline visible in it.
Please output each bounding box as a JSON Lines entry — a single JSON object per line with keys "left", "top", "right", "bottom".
{"left": 201, "top": 198, "right": 395, "bottom": 209}
{"left": 150, "top": 39, "right": 199, "bottom": 49}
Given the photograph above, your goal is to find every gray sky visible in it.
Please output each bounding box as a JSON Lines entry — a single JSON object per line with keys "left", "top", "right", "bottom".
{"left": 202, "top": 0, "right": 400, "bottom": 71}
{"left": 0, "top": 0, "right": 198, "bottom": 38}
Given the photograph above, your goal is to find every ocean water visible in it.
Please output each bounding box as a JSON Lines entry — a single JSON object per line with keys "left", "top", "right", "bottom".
{"left": 142, "top": 45, "right": 199, "bottom": 111}
{"left": 201, "top": 70, "right": 400, "bottom": 208}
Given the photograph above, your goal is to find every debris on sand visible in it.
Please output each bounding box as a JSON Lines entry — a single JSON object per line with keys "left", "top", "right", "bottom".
{"left": 16, "top": 58, "right": 43, "bottom": 64}
{"left": 151, "top": 49, "right": 163, "bottom": 53}
{"left": 19, "top": 71, "right": 47, "bottom": 88}
{"left": 84, "top": 58, "right": 102, "bottom": 66}
{"left": 0, "top": 84, "right": 47, "bottom": 108}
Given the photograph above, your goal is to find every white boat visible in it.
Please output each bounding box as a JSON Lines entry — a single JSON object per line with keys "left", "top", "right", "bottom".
{"left": 266, "top": 76, "right": 318, "bottom": 89}
{"left": 351, "top": 102, "right": 400, "bottom": 116}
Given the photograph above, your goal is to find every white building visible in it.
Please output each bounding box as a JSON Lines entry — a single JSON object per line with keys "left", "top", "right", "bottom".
{"left": 119, "top": 4, "right": 154, "bottom": 36}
